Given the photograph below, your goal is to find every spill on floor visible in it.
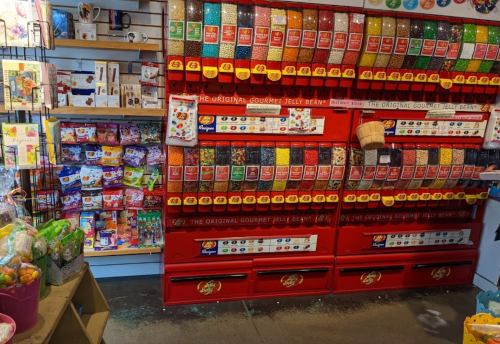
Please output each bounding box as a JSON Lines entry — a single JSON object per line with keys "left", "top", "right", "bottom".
{"left": 98, "top": 276, "right": 478, "bottom": 344}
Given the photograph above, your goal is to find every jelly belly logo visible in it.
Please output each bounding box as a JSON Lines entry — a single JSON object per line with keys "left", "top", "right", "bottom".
{"left": 200, "top": 241, "right": 218, "bottom": 255}
{"left": 371, "top": 235, "right": 387, "bottom": 248}
{"left": 431, "top": 267, "right": 451, "bottom": 281}
{"left": 360, "top": 271, "right": 382, "bottom": 285}
{"left": 197, "top": 280, "right": 222, "bottom": 295}
{"left": 198, "top": 116, "right": 216, "bottom": 132}
{"left": 281, "top": 274, "right": 304, "bottom": 288}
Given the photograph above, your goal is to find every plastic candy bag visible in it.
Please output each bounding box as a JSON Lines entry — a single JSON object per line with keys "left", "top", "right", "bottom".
{"left": 18, "top": 262, "right": 39, "bottom": 285}
{"left": 101, "top": 146, "right": 123, "bottom": 166}
{"left": 103, "top": 166, "right": 124, "bottom": 188}
{"left": 166, "top": 94, "right": 198, "bottom": 147}
{"left": 122, "top": 146, "right": 147, "bottom": 167}
{"left": 124, "top": 167, "right": 144, "bottom": 188}
{"left": 58, "top": 166, "right": 82, "bottom": 192}
{"left": 0, "top": 254, "right": 21, "bottom": 288}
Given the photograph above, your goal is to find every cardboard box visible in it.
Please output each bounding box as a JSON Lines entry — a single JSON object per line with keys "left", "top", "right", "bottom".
{"left": 80, "top": 211, "right": 95, "bottom": 249}
{"left": 95, "top": 82, "right": 108, "bottom": 107}
{"left": 107, "top": 62, "right": 119, "bottom": 87}
{"left": 94, "top": 211, "right": 118, "bottom": 251}
{"left": 122, "top": 84, "right": 141, "bottom": 108}
{"left": 75, "top": 23, "right": 97, "bottom": 41}
{"left": 47, "top": 253, "right": 85, "bottom": 286}
{"left": 95, "top": 61, "right": 107, "bottom": 84}
{"left": 68, "top": 92, "right": 95, "bottom": 107}
{"left": 71, "top": 71, "right": 95, "bottom": 90}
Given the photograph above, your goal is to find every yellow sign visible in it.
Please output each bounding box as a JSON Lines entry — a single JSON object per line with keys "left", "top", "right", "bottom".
{"left": 344, "top": 194, "right": 356, "bottom": 203}
{"left": 427, "top": 73, "right": 439, "bottom": 83}
{"left": 414, "top": 73, "right": 427, "bottom": 83}
{"left": 251, "top": 64, "right": 267, "bottom": 74}
{"left": 185, "top": 60, "right": 200, "bottom": 71}
{"left": 313, "top": 194, "right": 325, "bottom": 203}
{"left": 477, "top": 192, "right": 488, "bottom": 200}
{"left": 272, "top": 195, "right": 284, "bottom": 203}
{"left": 286, "top": 194, "right": 298, "bottom": 203}
{"left": 183, "top": 197, "right": 197, "bottom": 205}
{"left": 408, "top": 192, "right": 419, "bottom": 201}
{"left": 199, "top": 196, "right": 212, "bottom": 205}
{"left": 440, "top": 78, "right": 453, "bottom": 89}
{"left": 219, "top": 63, "right": 234, "bottom": 73}
{"left": 359, "top": 70, "right": 373, "bottom": 80}
{"left": 167, "top": 197, "right": 181, "bottom": 206}
{"left": 213, "top": 196, "right": 227, "bottom": 205}
{"left": 478, "top": 76, "right": 489, "bottom": 85}
{"left": 394, "top": 193, "right": 406, "bottom": 202}
{"left": 299, "top": 194, "right": 312, "bottom": 203}
{"left": 454, "top": 192, "right": 465, "bottom": 200}
{"left": 382, "top": 197, "right": 394, "bottom": 207}
{"left": 443, "top": 192, "right": 454, "bottom": 200}
{"left": 453, "top": 74, "right": 465, "bottom": 84}
{"left": 229, "top": 196, "right": 242, "bottom": 205}
{"left": 430, "top": 193, "right": 442, "bottom": 201}
{"left": 327, "top": 67, "right": 341, "bottom": 78}
{"left": 326, "top": 194, "right": 339, "bottom": 202}
{"left": 282, "top": 65, "right": 296, "bottom": 76}
{"left": 235, "top": 68, "right": 250, "bottom": 80}
{"left": 369, "top": 193, "right": 381, "bottom": 202}
{"left": 257, "top": 195, "right": 270, "bottom": 204}
{"left": 202, "top": 66, "right": 218, "bottom": 79}
{"left": 312, "top": 67, "right": 326, "bottom": 77}
{"left": 465, "top": 195, "right": 476, "bottom": 205}
{"left": 374, "top": 71, "right": 386, "bottom": 81}
{"left": 402, "top": 72, "right": 414, "bottom": 82}
{"left": 342, "top": 68, "right": 355, "bottom": 79}
{"left": 243, "top": 195, "right": 256, "bottom": 204}
{"left": 466, "top": 75, "right": 477, "bottom": 85}
{"left": 490, "top": 76, "right": 500, "bottom": 86}
{"left": 419, "top": 193, "right": 430, "bottom": 201}
{"left": 357, "top": 194, "right": 369, "bottom": 203}
{"left": 168, "top": 59, "right": 183, "bottom": 71}
{"left": 387, "top": 71, "right": 401, "bottom": 82}
{"left": 297, "top": 66, "right": 311, "bottom": 76}
{"left": 267, "top": 70, "right": 282, "bottom": 81}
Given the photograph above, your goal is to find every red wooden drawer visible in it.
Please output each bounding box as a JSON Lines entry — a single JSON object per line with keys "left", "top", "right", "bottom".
{"left": 336, "top": 223, "right": 481, "bottom": 256}
{"left": 164, "top": 260, "right": 252, "bottom": 306}
{"left": 405, "top": 249, "right": 477, "bottom": 288}
{"left": 252, "top": 256, "right": 334, "bottom": 297}
{"left": 164, "top": 225, "right": 336, "bottom": 264}
{"left": 333, "top": 253, "right": 409, "bottom": 293}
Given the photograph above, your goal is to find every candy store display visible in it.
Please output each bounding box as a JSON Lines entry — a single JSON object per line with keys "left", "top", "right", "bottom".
{"left": 427, "top": 19, "right": 450, "bottom": 71}
{"left": 441, "top": 19, "right": 463, "bottom": 72}
{"left": 266, "top": 2, "right": 286, "bottom": 62}
{"left": 235, "top": 0, "right": 253, "bottom": 60}
{"left": 219, "top": 0, "right": 238, "bottom": 59}
{"left": 312, "top": 7, "right": 333, "bottom": 64}
{"left": 214, "top": 141, "right": 231, "bottom": 192}
{"left": 454, "top": 20, "right": 476, "bottom": 72}
{"left": 342, "top": 12, "right": 365, "bottom": 66}
{"left": 185, "top": 0, "right": 203, "bottom": 57}
{"left": 251, "top": 0, "right": 271, "bottom": 61}
{"left": 297, "top": 5, "right": 318, "bottom": 64}
{"left": 373, "top": 13, "right": 395, "bottom": 68}
{"left": 478, "top": 25, "right": 500, "bottom": 73}
{"left": 327, "top": 9, "right": 349, "bottom": 65}
{"left": 386, "top": 14, "right": 410, "bottom": 69}
{"left": 401, "top": 15, "right": 424, "bottom": 70}
{"left": 465, "top": 23, "right": 488, "bottom": 73}
{"left": 358, "top": 12, "right": 381, "bottom": 68}
{"left": 57, "top": 121, "right": 164, "bottom": 251}
{"left": 414, "top": 17, "right": 437, "bottom": 70}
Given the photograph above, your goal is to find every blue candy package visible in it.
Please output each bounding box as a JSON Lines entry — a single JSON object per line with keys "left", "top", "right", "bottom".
{"left": 58, "top": 166, "right": 82, "bottom": 192}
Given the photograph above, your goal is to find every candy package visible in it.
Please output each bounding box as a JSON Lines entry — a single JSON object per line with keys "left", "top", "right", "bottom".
{"left": 37, "top": 190, "right": 60, "bottom": 211}
{"left": 31, "top": 236, "right": 47, "bottom": 261}
{"left": 119, "top": 124, "right": 141, "bottom": 145}
{"left": 166, "top": 94, "right": 198, "bottom": 147}
{"left": 143, "top": 188, "right": 162, "bottom": 209}
{"left": 7, "top": 230, "right": 33, "bottom": 262}
{"left": 60, "top": 231, "right": 77, "bottom": 266}
{"left": 61, "top": 122, "right": 77, "bottom": 144}
{"left": 139, "top": 124, "right": 161, "bottom": 143}
{"left": 466, "top": 323, "right": 500, "bottom": 343}
{"left": 85, "top": 144, "right": 102, "bottom": 165}
{"left": 124, "top": 166, "right": 144, "bottom": 188}
{"left": 61, "top": 145, "right": 81, "bottom": 163}
{"left": 75, "top": 123, "right": 97, "bottom": 143}
{"left": 96, "top": 123, "right": 119, "bottom": 145}
{"left": 103, "top": 188, "right": 124, "bottom": 210}
{"left": 103, "top": 166, "right": 124, "bottom": 188}
{"left": 147, "top": 145, "right": 163, "bottom": 165}
{"left": 102, "top": 145, "right": 123, "bottom": 166}
{"left": 147, "top": 168, "right": 159, "bottom": 191}
{"left": 0, "top": 321, "right": 14, "bottom": 341}
{"left": 125, "top": 188, "right": 144, "bottom": 209}
{"left": 58, "top": 166, "right": 81, "bottom": 192}
{"left": 61, "top": 190, "right": 82, "bottom": 211}
{"left": 140, "top": 62, "right": 160, "bottom": 87}
{"left": 0, "top": 254, "right": 21, "bottom": 288}
{"left": 82, "top": 190, "right": 103, "bottom": 211}
{"left": 122, "top": 146, "right": 147, "bottom": 167}
{"left": 81, "top": 166, "right": 103, "bottom": 189}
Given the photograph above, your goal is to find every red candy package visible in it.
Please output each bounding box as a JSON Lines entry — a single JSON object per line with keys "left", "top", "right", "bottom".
{"left": 103, "top": 188, "right": 124, "bottom": 210}
{"left": 61, "top": 122, "right": 77, "bottom": 144}
{"left": 97, "top": 123, "right": 119, "bottom": 145}
{"left": 143, "top": 187, "right": 162, "bottom": 209}
{"left": 75, "top": 123, "right": 97, "bottom": 143}
{"left": 124, "top": 188, "right": 144, "bottom": 209}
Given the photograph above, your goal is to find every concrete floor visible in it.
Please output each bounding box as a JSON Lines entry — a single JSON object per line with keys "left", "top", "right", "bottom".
{"left": 98, "top": 275, "right": 477, "bottom": 344}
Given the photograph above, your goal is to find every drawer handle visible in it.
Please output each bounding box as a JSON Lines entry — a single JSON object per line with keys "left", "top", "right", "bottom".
{"left": 339, "top": 265, "right": 405, "bottom": 273}
{"left": 170, "top": 274, "right": 247, "bottom": 282}
{"left": 412, "top": 261, "right": 473, "bottom": 269}
{"left": 257, "top": 268, "right": 329, "bottom": 276}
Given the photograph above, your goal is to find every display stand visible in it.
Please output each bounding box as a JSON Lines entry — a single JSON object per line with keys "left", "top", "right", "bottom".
{"left": 13, "top": 264, "right": 109, "bottom": 344}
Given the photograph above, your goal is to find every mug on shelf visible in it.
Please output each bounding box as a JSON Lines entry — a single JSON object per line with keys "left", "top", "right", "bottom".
{"left": 126, "top": 31, "right": 148, "bottom": 43}
{"left": 77, "top": 2, "right": 101, "bottom": 24}
{"left": 109, "top": 9, "right": 131, "bottom": 30}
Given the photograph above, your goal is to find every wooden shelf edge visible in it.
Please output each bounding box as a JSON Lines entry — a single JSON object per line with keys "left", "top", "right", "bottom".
{"left": 50, "top": 107, "right": 164, "bottom": 117}
{"left": 85, "top": 247, "right": 162, "bottom": 257}
{"left": 55, "top": 39, "right": 160, "bottom": 52}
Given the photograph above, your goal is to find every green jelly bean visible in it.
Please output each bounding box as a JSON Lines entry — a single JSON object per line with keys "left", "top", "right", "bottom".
{"left": 415, "top": 20, "right": 437, "bottom": 70}
{"left": 454, "top": 23, "right": 476, "bottom": 72}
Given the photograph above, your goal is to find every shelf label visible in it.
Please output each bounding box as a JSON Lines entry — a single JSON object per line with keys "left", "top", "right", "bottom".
{"left": 333, "top": 32, "right": 348, "bottom": 50}
{"left": 375, "top": 166, "right": 389, "bottom": 180}
{"left": 434, "top": 40, "right": 449, "bottom": 57}
{"left": 347, "top": 33, "right": 363, "bottom": 51}
{"left": 473, "top": 43, "right": 487, "bottom": 60}
{"left": 365, "top": 36, "right": 381, "bottom": 53}
{"left": 379, "top": 36, "right": 395, "bottom": 54}
{"left": 285, "top": 29, "right": 301, "bottom": 48}
{"left": 203, "top": 25, "right": 219, "bottom": 44}
{"left": 289, "top": 166, "right": 304, "bottom": 180}
{"left": 362, "top": 166, "right": 376, "bottom": 180}
{"left": 437, "top": 165, "right": 451, "bottom": 179}
{"left": 394, "top": 38, "right": 409, "bottom": 55}
{"left": 387, "top": 167, "right": 401, "bottom": 182}
{"left": 187, "top": 22, "right": 202, "bottom": 41}
{"left": 421, "top": 39, "right": 436, "bottom": 56}
{"left": 449, "top": 165, "right": 463, "bottom": 179}
{"left": 231, "top": 166, "right": 245, "bottom": 181}
{"left": 254, "top": 27, "right": 270, "bottom": 46}
{"left": 301, "top": 30, "right": 317, "bottom": 48}
{"left": 486, "top": 44, "right": 499, "bottom": 60}
{"left": 331, "top": 166, "right": 346, "bottom": 180}
{"left": 237, "top": 28, "right": 253, "bottom": 46}
{"left": 447, "top": 43, "right": 460, "bottom": 59}
{"left": 349, "top": 166, "right": 363, "bottom": 181}
{"left": 269, "top": 30, "right": 285, "bottom": 48}
{"left": 425, "top": 165, "right": 439, "bottom": 179}
{"left": 407, "top": 38, "right": 423, "bottom": 55}
{"left": 221, "top": 24, "right": 237, "bottom": 44}
{"left": 245, "top": 166, "right": 260, "bottom": 181}
{"left": 168, "top": 166, "right": 183, "bottom": 181}
{"left": 401, "top": 166, "right": 415, "bottom": 180}
{"left": 184, "top": 166, "right": 200, "bottom": 181}
{"left": 260, "top": 166, "right": 275, "bottom": 181}
{"left": 215, "top": 166, "right": 230, "bottom": 181}
{"left": 303, "top": 166, "right": 318, "bottom": 180}
{"left": 275, "top": 166, "right": 290, "bottom": 180}
{"left": 168, "top": 20, "right": 184, "bottom": 40}
{"left": 317, "top": 31, "right": 333, "bottom": 49}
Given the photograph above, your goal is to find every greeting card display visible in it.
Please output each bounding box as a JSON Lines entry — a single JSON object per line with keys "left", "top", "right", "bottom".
{"left": 1, "top": 123, "right": 40, "bottom": 169}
